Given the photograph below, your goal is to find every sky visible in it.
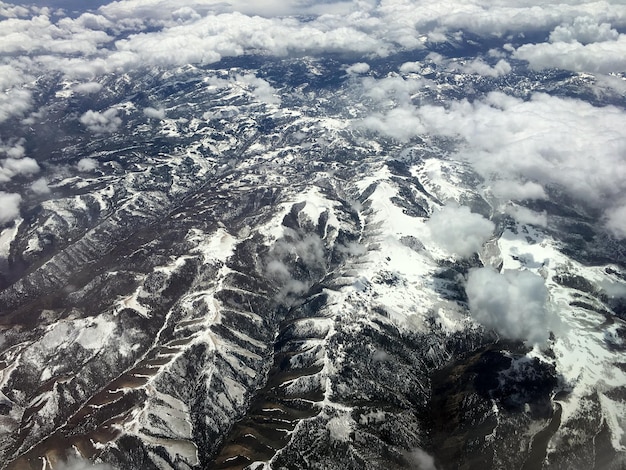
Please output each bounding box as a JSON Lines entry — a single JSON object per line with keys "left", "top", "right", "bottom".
{"left": 1, "top": 0, "right": 626, "bottom": 344}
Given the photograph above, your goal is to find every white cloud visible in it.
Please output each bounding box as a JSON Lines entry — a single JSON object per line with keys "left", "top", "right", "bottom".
{"left": 266, "top": 229, "right": 326, "bottom": 301}
{"left": 99, "top": 0, "right": 360, "bottom": 23}
{"left": 383, "top": 92, "right": 626, "bottom": 235}
{"left": 143, "top": 106, "right": 165, "bottom": 119}
{"left": 0, "top": 156, "right": 40, "bottom": 182}
{"left": 0, "top": 88, "right": 32, "bottom": 123}
{"left": 436, "top": 1, "right": 626, "bottom": 38}
{"left": 604, "top": 205, "right": 626, "bottom": 239}
{"left": 549, "top": 16, "right": 619, "bottom": 44}
{"left": 346, "top": 62, "right": 370, "bottom": 75}
{"left": 31, "top": 177, "right": 51, "bottom": 195}
{"left": 80, "top": 108, "right": 122, "bottom": 134}
{"left": 399, "top": 61, "right": 421, "bottom": 73}
{"left": 74, "top": 12, "right": 114, "bottom": 31}
{"left": 426, "top": 205, "right": 495, "bottom": 257}
{"left": 2, "top": 156, "right": 39, "bottom": 174}
{"left": 406, "top": 448, "right": 437, "bottom": 470}
{"left": 56, "top": 456, "right": 115, "bottom": 470}
{"left": 0, "top": 3, "right": 32, "bottom": 18}
{"left": 0, "top": 14, "right": 112, "bottom": 56}
{"left": 466, "top": 267, "right": 558, "bottom": 345}
{"left": 362, "top": 75, "right": 424, "bottom": 105}
{"left": 504, "top": 206, "right": 548, "bottom": 227}
{"left": 204, "top": 74, "right": 281, "bottom": 105}
{"left": 73, "top": 82, "right": 102, "bottom": 94}
{"left": 95, "top": 0, "right": 626, "bottom": 42}
{"left": 0, "top": 0, "right": 624, "bottom": 85}
{"left": 236, "top": 74, "right": 281, "bottom": 105}
{"left": 0, "top": 64, "right": 31, "bottom": 90}
{"left": 77, "top": 157, "right": 98, "bottom": 172}
{"left": 0, "top": 192, "right": 21, "bottom": 224}
{"left": 0, "top": 139, "right": 26, "bottom": 159}
{"left": 459, "top": 58, "right": 512, "bottom": 77}
{"left": 172, "top": 7, "right": 202, "bottom": 23}
{"left": 514, "top": 35, "right": 626, "bottom": 74}
{"left": 360, "top": 107, "right": 425, "bottom": 142}
{"left": 491, "top": 180, "right": 546, "bottom": 201}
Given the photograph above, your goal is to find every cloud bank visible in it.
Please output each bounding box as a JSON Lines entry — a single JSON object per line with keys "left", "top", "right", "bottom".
{"left": 361, "top": 88, "right": 626, "bottom": 237}
{"left": 0, "top": 0, "right": 624, "bottom": 134}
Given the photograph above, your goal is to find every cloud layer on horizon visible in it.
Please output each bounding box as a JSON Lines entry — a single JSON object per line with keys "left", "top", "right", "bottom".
{"left": 1, "top": 0, "right": 625, "bottom": 233}
{"left": 1, "top": 0, "right": 626, "bottom": 85}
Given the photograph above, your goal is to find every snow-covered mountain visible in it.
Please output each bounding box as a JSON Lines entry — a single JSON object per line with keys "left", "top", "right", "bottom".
{"left": 1, "top": 1, "right": 626, "bottom": 469}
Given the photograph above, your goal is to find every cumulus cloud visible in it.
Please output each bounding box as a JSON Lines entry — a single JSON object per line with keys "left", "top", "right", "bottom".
{"left": 30, "top": 177, "right": 51, "bottom": 195}
{"left": 0, "top": 138, "right": 26, "bottom": 159}
{"left": 0, "top": 192, "right": 21, "bottom": 224}
{"left": 361, "top": 107, "right": 425, "bottom": 142}
{"left": 0, "top": 64, "right": 31, "bottom": 91}
{"left": 95, "top": 0, "right": 626, "bottom": 42}
{"left": 73, "top": 81, "right": 102, "bottom": 94}
{"left": 0, "top": 156, "right": 40, "bottom": 182}
{"left": 143, "top": 106, "right": 165, "bottom": 119}
{"left": 0, "top": 88, "right": 32, "bottom": 123}
{"left": 426, "top": 205, "right": 495, "bottom": 257}
{"left": 3, "top": 156, "right": 39, "bottom": 174}
{"left": 0, "top": 0, "right": 624, "bottom": 84}
{"left": 436, "top": 1, "right": 626, "bottom": 38}
{"left": 91, "top": 12, "right": 388, "bottom": 73}
{"left": 458, "top": 58, "right": 512, "bottom": 77}
{"left": 76, "top": 157, "right": 98, "bottom": 172}
{"left": 98, "top": 0, "right": 355, "bottom": 21}
{"left": 346, "top": 62, "right": 370, "bottom": 75}
{"left": 80, "top": 108, "right": 122, "bottom": 134}
{"left": 466, "top": 267, "right": 558, "bottom": 345}
{"left": 399, "top": 61, "right": 421, "bottom": 73}
{"left": 363, "top": 75, "right": 424, "bottom": 104}
{"left": 0, "top": 3, "right": 31, "bottom": 18}
{"left": 0, "top": 13, "right": 111, "bottom": 56}
{"left": 362, "top": 91, "right": 626, "bottom": 236}
{"left": 204, "top": 74, "right": 280, "bottom": 105}
{"left": 514, "top": 35, "right": 626, "bottom": 74}
{"left": 237, "top": 74, "right": 281, "bottom": 105}
{"left": 438, "top": 93, "right": 626, "bottom": 230}
{"left": 549, "top": 16, "right": 619, "bottom": 44}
